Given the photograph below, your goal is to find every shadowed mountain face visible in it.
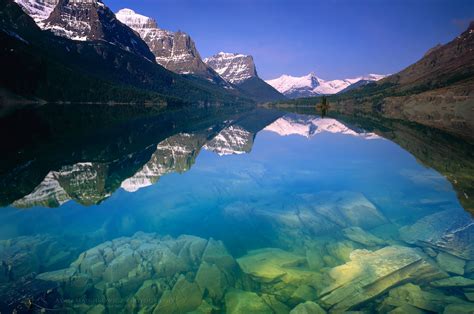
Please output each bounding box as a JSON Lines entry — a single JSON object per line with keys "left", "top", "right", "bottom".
{"left": 0, "top": 0, "right": 249, "bottom": 104}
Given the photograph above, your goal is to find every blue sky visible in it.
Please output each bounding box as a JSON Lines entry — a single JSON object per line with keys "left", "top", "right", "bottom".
{"left": 107, "top": 0, "right": 473, "bottom": 80}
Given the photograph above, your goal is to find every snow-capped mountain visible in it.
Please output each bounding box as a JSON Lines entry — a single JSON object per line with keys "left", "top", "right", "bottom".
{"left": 204, "top": 125, "right": 254, "bottom": 156}
{"left": 204, "top": 52, "right": 286, "bottom": 102}
{"left": 204, "top": 52, "right": 258, "bottom": 84}
{"left": 264, "top": 114, "right": 381, "bottom": 140}
{"left": 266, "top": 73, "right": 387, "bottom": 99}
{"left": 14, "top": 0, "right": 155, "bottom": 61}
{"left": 116, "top": 8, "right": 225, "bottom": 84}
{"left": 14, "top": 0, "right": 58, "bottom": 25}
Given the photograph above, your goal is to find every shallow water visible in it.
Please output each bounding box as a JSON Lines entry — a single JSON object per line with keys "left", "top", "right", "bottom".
{"left": 0, "top": 104, "right": 473, "bottom": 313}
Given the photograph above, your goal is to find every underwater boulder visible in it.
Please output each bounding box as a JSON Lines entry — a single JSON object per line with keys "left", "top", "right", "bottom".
{"left": 436, "top": 252, "right": 466, "bottom": 275}
{"left": 319, "top": 246, "right": 447, "bottom": 312}
{"left": 153, "top": 275, "right": 203, "bottom": 314}
{"left": 237, "top": 248, "right": 308, "bottom": 284}
{"left": 380, "top": 283, "right": 467, "bottom": 312}
{"left": 342, "top": 227, "right": 386, "bottom": 247}
{"left": 431, "top": 276, "right": 474, "bottom": 288}
{"left": 290, "top": 301, "right": 326, "bottom": 314}
{"left": 224, "top": 288, "right": 273, "bottom": 314}
{"left": 400, "top": 209, "right": 474, "bottom": 260}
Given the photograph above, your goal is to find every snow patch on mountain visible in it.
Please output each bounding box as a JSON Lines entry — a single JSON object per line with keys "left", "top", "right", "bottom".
{"left": 204, "top": 52, "right": 257, "bottom": 84}
{"left": 264, "top": 114, "right": 382, "bottom": 140}
{"left": 204, "top": 125, "right": 254, "bottom": 156}
{"left": 14, "top": 0, "right": 58, "bottom": 26}
{"left": 266, "top": 73, "right": 387, "bottom": 98}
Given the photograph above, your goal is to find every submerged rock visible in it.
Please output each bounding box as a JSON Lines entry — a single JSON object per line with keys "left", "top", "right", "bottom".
{"left": 342, "top": 227, "right": 385, "bottom": 247}
{"left": 381, "top": 283, "right": 467, "bottom": 312}
{"left": 431, "top": 276, "right": 474, "bottom": 288}
{"left": 319, "top": 246, "right": 447, "bottom": 312}
{"left": 436, "top": 252, "right": 466, "bottom": 275}
{"left": 400, "top": 209, "right": 474, "bottom": 260}
{"left": 225, "top": 289, "right": 273, "bottom": 314}
{"left": 152, "top": 275, "right": 202, "bottom": 314}
{"left": 34, "top": 233, "right": 237, "bottom": 313}
{"left": 237, "top": 248, "right": 308, "bottom": 284}
{"left": 290, "top": 301, "right": 326, "bottom": 314}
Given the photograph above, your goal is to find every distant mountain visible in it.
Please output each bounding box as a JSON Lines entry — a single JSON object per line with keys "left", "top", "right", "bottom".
{"left": 204, "top": 52, "right": 286, "bottom": 102}
{"left": 276, "top": 22, "right": 474, "bottom": 140}
{"left": 116, "top": 8, "right": 227, "bottom": 85}
{"left": 266, "top": 73, "right": 386, "bottom": 98}
{"left": 0, "top": 0, "right": 249, "bottom": 104}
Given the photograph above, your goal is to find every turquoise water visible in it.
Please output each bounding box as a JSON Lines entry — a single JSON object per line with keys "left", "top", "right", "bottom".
{"left": 0, "top": 104, "right": 473, "bottom": 313}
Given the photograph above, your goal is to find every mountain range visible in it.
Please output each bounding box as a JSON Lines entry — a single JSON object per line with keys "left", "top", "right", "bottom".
{"left": 266, "top": 73, "right": 387, "bottom": 98}
{"left": 275, "top": 22, "right": 474, "bottom": 141}
{"left": 2, "top": 0, "right": 285, "bottom": 104}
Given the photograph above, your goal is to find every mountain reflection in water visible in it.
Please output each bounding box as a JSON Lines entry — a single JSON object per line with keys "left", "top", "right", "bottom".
{"left": 0, "top": 104, "right": 473, "bottom": 313}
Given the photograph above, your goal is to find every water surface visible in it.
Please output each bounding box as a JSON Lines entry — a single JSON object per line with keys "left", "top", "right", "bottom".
{"left": 0, "top": 104, "right": 473, "bottom": 313}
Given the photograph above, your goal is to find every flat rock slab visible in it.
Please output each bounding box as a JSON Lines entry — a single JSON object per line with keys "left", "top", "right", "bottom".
{"left": 319, "top": 246, "right": 447, "bottom": 313}
{"left": 431, "top": 276, "right": 474, "bottom": 288}
{"left": 237, "top": 248, "right": 309, "bottom": 284}
{"left": 342, "top": 227, "right": 385, "bottom": 246}
{"left": 382, "top": 283, "right": 466, "bottom": 312}
{"left": 436, "top": 252, "right": 465, "bottom": 275}
{"left": 400, "top": 209, "right": 474, "bottom": 260}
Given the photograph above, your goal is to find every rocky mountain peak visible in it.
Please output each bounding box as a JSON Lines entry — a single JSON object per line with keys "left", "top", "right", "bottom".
{"left": 204, "top": 52, "right": 258, "bottom": 84}
{"left": 40, "top": 0, "right": 156, "bottom": 60}
{"left": 116, "top": 8, "right": 158, "bottom": 29}
{"left": 116, "top": 8, "right": 226, "bottom": 84}
{"left": 14, "top": 0, "right": 59, "bottom": 25}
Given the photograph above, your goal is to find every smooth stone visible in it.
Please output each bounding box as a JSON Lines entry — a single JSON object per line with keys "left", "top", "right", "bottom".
{"left": 290, "top": 301, "right": 326, "bottom": 314}
{"left": 431, "top": 276, "right": 474, "bottom": 287}
{"left": 400, "top": 209, "right": 474, "bottom": 260}
{"left": 319, "top": 246, "right": 447, "bottom": 312}
{"left": 225, "top": 289, "right": 273, "bottom": 314}
{"left": 103, "top": 248, "right": 137, "bottom": 282}
{"left": 187, "top": 300, "right": 214, "bottom": 314}
{"left": 342, "top": 227, "right": 385, "bottom": 247}
{"left": 423, "top": 247, "right": 438, "bottom": 257}
{"left": 237, "top": 248, "right": 308, "bottom": 284}
{"left": 382, "top": 283, "right": 465, "bottom": 312}
{"left": 436, "top": 252, "right": 466, "bottom": 275}
{"left": 443, "top": 303, "right": 474, "bottom": 314}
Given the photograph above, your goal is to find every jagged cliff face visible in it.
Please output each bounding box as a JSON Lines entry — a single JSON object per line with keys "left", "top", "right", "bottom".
{"left": 14, "top": 0, "right": 156, "bottom": 60}
{"left": 14, "top": 0, "right": 58, "bottom": 25}
{"left": 204, "top": 52, "right": 258, "bottom": 84}
{"left": 116, "top": 8, "right": 225, "bottom": 83}
{"left": 204, "top": 52, "right": 286, "bottom": 102}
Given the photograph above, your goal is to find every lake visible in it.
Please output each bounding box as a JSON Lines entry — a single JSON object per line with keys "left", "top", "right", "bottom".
{"left": 0, "top": 104, "right": 473, "bottom": 313}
